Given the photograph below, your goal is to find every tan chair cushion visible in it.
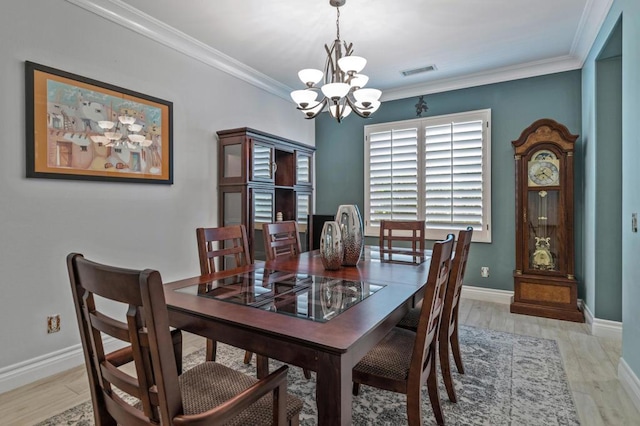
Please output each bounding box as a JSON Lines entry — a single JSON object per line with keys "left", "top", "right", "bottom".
{"left": 179, "top": 362, "right": 303, "bottom": 425}
{"left": 396, "top": 307, "right": 420, "bottom": 330}
{"left": 353, "top": 327, "right": 415, "bottom": 381}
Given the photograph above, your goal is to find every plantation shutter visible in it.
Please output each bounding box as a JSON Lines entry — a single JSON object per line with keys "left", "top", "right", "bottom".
{"left": 424, "top": 119, "right": 484, "bottom": 231}
{"left": 368, "top": 127, "right": 418, "bottom": 227}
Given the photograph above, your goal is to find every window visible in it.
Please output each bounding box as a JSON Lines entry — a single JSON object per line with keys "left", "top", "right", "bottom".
{"left": 364, "top": 109, "right": 491, "bottom": 242}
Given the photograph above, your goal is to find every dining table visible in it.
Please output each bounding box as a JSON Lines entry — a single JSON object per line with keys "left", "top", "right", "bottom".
{"left": 163, "top": 246, "right": 432, "bottom": 426}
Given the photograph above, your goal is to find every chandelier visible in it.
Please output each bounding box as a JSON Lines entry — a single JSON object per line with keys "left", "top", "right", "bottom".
{"left": 290, "top": 0, "right": 381, "bottom": 123}
{"left": 90, "top": 107, "right": 152, "bottom": 149}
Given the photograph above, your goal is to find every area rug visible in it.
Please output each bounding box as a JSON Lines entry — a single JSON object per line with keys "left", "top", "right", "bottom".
{"left": 37, "top": 325, "right": 579, "bottom": 425}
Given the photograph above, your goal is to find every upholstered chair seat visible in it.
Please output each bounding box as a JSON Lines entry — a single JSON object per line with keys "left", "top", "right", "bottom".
{"left": 353, "top": 328, "right": 415, "bottom": 384}
{"left": 179, "top": 362, "right": 303, "bottom": 425}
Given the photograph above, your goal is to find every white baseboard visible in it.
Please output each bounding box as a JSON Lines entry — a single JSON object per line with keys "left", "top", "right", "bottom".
{"left": 461, "top": 285, "right": 513, "bottom": 304}
{"left": 582, "top": 303, "right": 623, "bottom": 339}
{"left": 0, "top": 338, "right": 126, "bottom": 394}
{"left": 619, "top": 358, "right": 640, "bottom": 414}
{"left": 583, "top": 302, "right": 594, "bottom": 324}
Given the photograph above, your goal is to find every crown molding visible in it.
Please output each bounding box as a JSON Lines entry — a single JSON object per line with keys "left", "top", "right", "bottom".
{"left": 65, "top": 0, "right": 613, "bottom": 105}
{"left": 382, "top": 0, "right": 613, "bottom": 102}
{"left": 381, "top": 55, "right": 583, "bottom": 102}
{"left": 570, "top": 0, "right": 616, "bottom": 65}
{"left": 64, "top": 0, "right": 293, "bottom": 101}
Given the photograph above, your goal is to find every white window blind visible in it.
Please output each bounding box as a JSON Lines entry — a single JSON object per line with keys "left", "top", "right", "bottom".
{"left": 424, "top": 119, "right": 484, "bottom": 230}
{"left": 364, "top": 109, "right": 491, "bottom": 243}
{"left": 368, "top": 127, "right": 418, "bottom": 227}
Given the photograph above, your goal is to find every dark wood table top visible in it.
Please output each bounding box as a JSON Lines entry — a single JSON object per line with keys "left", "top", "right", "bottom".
{"left": 163, "top": 247, "right": 432, "bottom": 353}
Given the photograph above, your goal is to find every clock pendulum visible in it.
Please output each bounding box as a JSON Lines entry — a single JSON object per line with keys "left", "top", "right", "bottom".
{"left": 531, "top": 190, "right": 554, "bottom": 270}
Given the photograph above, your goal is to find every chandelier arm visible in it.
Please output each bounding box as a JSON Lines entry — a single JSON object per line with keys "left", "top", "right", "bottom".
{"left": 345, "top": 97, "right": 372, "bottom": 119}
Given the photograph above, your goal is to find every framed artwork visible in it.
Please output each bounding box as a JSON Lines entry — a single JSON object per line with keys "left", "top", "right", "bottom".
{"left": 25, "top": 61, "right": 173, "bottom": 184}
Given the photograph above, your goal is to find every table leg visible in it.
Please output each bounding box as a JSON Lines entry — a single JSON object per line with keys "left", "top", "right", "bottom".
{"left": 316, "top": 351, "right": 352, "bottom": 426}
{"left": 256, "top": 354, "right": 269, "bottom": 379}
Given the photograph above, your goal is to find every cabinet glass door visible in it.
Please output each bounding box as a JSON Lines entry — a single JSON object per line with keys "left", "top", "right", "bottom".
{"left": 296, "top": 192, "right": 311, "bottom": 251}
{"left": 252, "top": 142, "right": 274, "bottom": 182}
{"left": 252, "top": 189, "right": 274, "bottom": 260}
{"left": 223, "top": 143, "right": 242, "bottom": 179}
{"left": 296, "top": 152, "right": 311, "bottom": 185}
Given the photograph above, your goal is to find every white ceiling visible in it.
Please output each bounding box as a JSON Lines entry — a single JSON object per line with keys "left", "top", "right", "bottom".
{"left": 69, "top": 0, "right": 613, "bottom": 101}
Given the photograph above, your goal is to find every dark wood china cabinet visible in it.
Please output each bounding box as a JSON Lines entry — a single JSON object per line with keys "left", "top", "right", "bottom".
{"left": 217, "top": 128, "right": 315, "bottom": 261}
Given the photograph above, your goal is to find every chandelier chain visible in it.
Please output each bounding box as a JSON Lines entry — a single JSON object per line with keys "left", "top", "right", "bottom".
{"left": 336, "top": 7, "right": 340, "bottom": 40}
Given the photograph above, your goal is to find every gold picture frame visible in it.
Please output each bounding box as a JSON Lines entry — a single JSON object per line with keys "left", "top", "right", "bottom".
{"left": 25, "top": 61, "right": 173, "bottom": 184}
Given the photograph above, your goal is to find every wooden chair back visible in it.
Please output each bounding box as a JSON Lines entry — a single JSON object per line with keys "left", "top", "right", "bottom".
{"left": 262, "top": 221, "right": 302, "bottom": 261}
{"left": 409, "top": 233, "right": 454, "bottom": 389}
{"left": 196, "top": 224, "right": 251, "bottom": 274}
{"left": 443, "top": 226, "right": 473, "bottom": 331}
{"left": 379, "top": 220, "right": 426, "bottom": 262}
{"left": 67, "top": 253, "right": 182, "bottom": 425}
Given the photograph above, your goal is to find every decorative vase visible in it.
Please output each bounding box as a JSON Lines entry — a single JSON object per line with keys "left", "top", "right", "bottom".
{"left": 320, "top": 221, "right": 343, "bottom": 270}
{"left": 335, "top": 204, "right": 364, "bottom": 266}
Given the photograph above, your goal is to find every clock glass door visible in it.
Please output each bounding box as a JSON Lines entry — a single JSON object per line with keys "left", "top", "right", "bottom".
{"left": 526, "top": 189, "right": 561, "bottom": 272}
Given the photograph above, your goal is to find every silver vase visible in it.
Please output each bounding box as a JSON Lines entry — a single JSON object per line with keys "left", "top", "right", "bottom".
{"left": 335, "top": 204, "right": 364, "bottom": 266}
{"left": 320, "top": 220, "right": 344, "bottom": 270}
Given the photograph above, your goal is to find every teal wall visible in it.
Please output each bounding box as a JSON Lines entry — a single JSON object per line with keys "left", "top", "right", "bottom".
{"left": 315, "top": 71, "right": 582, "bottom": 293}
{"left": 582, "top": 0, "right": 640, "bottom": 380}
{"left": 595, "top": 54, "right": 622, "bottom": 322}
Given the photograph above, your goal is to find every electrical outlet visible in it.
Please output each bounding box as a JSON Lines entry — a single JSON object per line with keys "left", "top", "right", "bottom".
{"left": 480, "top": 266, "right": 489, "bottom": 278}
{"left": 47, "top": 314, "right": 60, "bottom": 333}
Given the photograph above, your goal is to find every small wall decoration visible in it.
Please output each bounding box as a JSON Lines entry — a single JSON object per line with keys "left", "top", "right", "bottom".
{"left": 415, "top": 95, "right": 428, "bottom": 117}
{"left": 25, "top": 61, "right": 173, "bottom": 184}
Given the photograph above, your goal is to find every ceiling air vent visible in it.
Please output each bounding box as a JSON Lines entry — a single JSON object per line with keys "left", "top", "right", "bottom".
{"left": 401, "top": 65, "right": 437, "bottom": 77}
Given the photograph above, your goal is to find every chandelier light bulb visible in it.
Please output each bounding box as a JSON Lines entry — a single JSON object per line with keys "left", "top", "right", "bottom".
{"left": 321, "top": 82, "right": 351, "bottom": 101}
{"left": 298, "top": 69, "right": 324, "bottom": 86}
{"left": 291, "top": 89, "right": 318, "bottom": 108}
{"left": 330, "top": 104, "right": 352, "bottom": 119}
{"left": 349, "top": 74, "right": 369, "bottom": 88}
{"left": 338, "top": 56, "right": 367, "bottom": 74}
{"left": 353, "top": 88, "right": 382, "bottom": 106}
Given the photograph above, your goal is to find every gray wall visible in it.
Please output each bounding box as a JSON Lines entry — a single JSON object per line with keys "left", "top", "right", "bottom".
{"left": 0, "top": 0, "right": 313, "bottom": 391}
{"left": 315, "top": 71, "right": 582, "bottom": 293}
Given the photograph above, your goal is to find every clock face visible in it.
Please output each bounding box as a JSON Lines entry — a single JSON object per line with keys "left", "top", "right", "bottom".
{"left": 528, "top": 160, "right": 560, "bottom": 186}
{"left": 533, "top": 150, "right": 557, "bottom": 161}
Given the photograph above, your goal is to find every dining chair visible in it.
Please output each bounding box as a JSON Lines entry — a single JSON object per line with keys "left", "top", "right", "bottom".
{"left": 379, "top": 219, "right": 426, "bottom": 263}
{"left": 352, "top": 233, "right": 454, "bottom": 426}
{"left": 262, "top": 221, "right": 313, "bottom": 380}
{"left": 196, "top": 225, "right": 253, "bottom": 363}
{"left": 67, "top": 253, "right": 303, "bottom": 426}
{"left": 262, "top": 221, "right": 302, "bottom": 260}
{"left": 397, "top": 226, "right": 474, "bottom": 403}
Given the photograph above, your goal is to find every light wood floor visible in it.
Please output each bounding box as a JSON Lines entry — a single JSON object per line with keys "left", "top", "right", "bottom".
{"left": 1, "top": 298, "right": 639, "bottom": 425}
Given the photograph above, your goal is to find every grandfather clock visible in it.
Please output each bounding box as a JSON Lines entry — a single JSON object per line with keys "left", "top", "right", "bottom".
{"left": 511, "top": 119, "right": 584, "bottom": 322}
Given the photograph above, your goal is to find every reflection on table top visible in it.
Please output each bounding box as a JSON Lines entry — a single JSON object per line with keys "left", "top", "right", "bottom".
{"left": 174, "top": 268, "right": 385, "bottom": 323}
